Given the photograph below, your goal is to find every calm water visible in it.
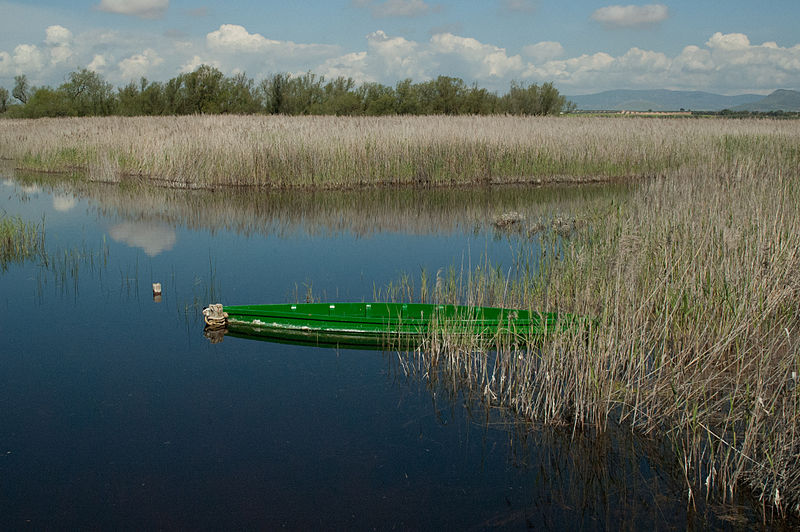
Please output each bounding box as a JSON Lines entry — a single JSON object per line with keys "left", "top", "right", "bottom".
{"left": 0, "top": 171, "right": 765, "bottom": 529}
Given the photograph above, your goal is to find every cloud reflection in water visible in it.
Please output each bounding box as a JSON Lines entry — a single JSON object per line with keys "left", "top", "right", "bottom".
{"left": 52, "top": 194, "right": 77, "bottom": 212}
{"left": 109, "top": 221, "right": 177, "bottom": 257}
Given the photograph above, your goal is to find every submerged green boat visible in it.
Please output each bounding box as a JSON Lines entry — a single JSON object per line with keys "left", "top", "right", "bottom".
{"left": 203, "top": 302, "right": 580, "bottom": 347}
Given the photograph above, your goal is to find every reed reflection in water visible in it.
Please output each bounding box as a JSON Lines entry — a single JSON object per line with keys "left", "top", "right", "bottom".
{"left": 12, "top": 170, "right": 630, "bottom": 240}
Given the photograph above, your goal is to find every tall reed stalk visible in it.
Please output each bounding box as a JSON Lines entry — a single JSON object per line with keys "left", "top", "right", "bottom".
{"left": 1, "top": 115, "right": 798, "bottom": 188}
{"left": 0, "top": 214, "right": 46, "bottom": 270}
{"left": 390, "top": 155, "right": 800, "bottom": 516}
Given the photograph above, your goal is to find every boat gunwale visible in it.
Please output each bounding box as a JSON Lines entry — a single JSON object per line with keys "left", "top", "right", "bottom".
{"left": 222, "top": 302, "right": 558, "bottom": 329}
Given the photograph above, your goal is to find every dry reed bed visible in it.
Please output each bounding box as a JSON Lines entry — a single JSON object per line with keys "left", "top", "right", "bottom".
{"left": 393, "top": 155, "right": 800, "bottom": 516}
{"left": 2, "top": 115, "right": 798, "bottom": 187}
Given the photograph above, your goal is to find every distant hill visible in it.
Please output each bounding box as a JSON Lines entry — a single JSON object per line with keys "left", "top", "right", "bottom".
{"left": 731, "top": 89, "right": 800, "bottom": 112}
{"left": 567, "top": 89, "right": 763, "bottom": 111}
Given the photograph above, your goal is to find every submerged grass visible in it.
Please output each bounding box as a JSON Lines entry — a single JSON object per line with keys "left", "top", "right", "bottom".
{"left": 386, "top": 156, "right": 800, "bottom": 517}
{"left": 1, "top": 115, "right": 799, "bottom": 188}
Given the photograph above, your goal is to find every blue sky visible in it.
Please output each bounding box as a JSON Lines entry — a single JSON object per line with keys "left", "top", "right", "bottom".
{"left": 1, "top": 0, "right": 799, "bottom": 95}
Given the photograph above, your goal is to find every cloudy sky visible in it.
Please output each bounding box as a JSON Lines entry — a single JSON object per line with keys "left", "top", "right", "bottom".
{"left": 1, "top": 0, "right": 799, "bottom": 95}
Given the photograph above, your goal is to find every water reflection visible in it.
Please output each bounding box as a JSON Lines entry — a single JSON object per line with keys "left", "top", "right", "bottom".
{"left": 10, "top": 170, "right": 629, "bottom": 239}
{"left": 108, "top": 221, "right": 177, "bottom": 257}
{"left": 3, "top": 169, "right": 782, "bottom": 528}
{"left": 52, "top": 193, "right": 77, "bottom": 212}
{"left": 385, "top": 346, "right": 766, "bottom": 529}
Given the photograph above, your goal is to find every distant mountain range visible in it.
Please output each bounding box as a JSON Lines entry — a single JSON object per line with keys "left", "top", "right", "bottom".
{"left": 567, "top": 89, "right": 800, "bottom": 112}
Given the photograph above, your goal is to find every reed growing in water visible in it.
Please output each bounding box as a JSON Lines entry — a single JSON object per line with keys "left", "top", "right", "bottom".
{"left": 0, "top": 214, "right": 46, "bottom": 270}
{"left": 1, "top": 115, "right": 798, "bottom": 188}
{"left": 389, "top": 156, "right": 800, "bottom": 516}
{"left": 4, "top": 114, "right": 799, "bottom": 516}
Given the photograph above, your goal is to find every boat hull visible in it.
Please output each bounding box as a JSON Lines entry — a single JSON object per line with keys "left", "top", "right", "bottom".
{"left": 214, "top": 302, "right": 570, "bottom": 348}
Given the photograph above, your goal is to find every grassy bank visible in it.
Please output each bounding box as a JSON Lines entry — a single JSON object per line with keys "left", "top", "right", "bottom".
{"left": 0, "top": 214, "right": 46, "bottom": 271}
{"left": 389, "top": 157, "right": 800, "bottom": 515}
{"left": 2, "top": 115, "right": 798, "bottom": 188}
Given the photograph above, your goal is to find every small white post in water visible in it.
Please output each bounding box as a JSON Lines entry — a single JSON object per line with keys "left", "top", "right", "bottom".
{"left": 152, "top": 283, "right": 162, "bottom": 302}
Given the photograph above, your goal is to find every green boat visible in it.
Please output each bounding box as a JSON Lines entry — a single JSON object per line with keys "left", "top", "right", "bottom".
{"left": 203, "top": 302, "right": 580, "bottom": 347}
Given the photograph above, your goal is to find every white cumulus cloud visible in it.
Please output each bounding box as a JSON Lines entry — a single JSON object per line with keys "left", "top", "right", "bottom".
{"left": 207, "top": 24, "right": 279, "bottom": 52}
{"left": 88, "top": 54, "right": 108, "bottom": 73}
{"left": 205, "top": 24, "right": 338, "bottom": 64}
{"left": 45, "top": 25, "right": 72, "bottom": 46}
{"left": 706, "top": 32, "right": 751, "bottom": 52}
{"left": 366, "top": 30, "right": 429, "bottom": 80}
{"left": 318, "top": 52, "right": 373, "bottom": 83}
{"left": 118, "top": 49, "right": 164, "bottom": 80}
{"left": 97, "top": 0, "right": 169, "bottom": 19}
{"left": 13, "top": 44, "right": 45, "bottom": 73}
{"left": 180, "top": 55, "right": 221, "bottom": 73}
{"left": 673, "top": 45, "right": 713, "bottom": 73}
{"left": 592, "top": 4, "right": 669, "bottom": 29}
{"left": 45, "top": 25, "right": 74, "bottom": 65}
{"left": 430, "top": 33, "right": 524, "bottom": 78}
{"left": 522, "top": 41, "right": 564, "bottom": 63}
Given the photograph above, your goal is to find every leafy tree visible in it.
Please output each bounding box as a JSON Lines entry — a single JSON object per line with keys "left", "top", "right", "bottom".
{"left": 139, "top": 79, "right": 166, "bottom": 115}
{"left": 220, "top": 72, "right": 259, "bottom": 114}
{"left": 0, "top": 87, "right": 8, "bottom": 113}
{"left": 502, "top": 81, "right": 569, "bottom": 116}
{"left": 181, "top": 65, "right": 225, "bottom": 113}
{"left": 319, "top": 76, "right": 361, "bottom": 115}
{"left": 163, "top": 75, "right": 187, "bottom": 114}
{"left": 258, "top": 73, "right": 289, "bottom": 114}
{"left": 434, "top": 76, "right": 467, "bottom": 114}
{"left": 13, "top": 75, "right": 30, "bottom": 104}
{"left": 117, "top": 80, "right": 142, "bottom": 116}
{"left": 3, "top": 67, "right": 572, "bottom": 119}
{"left": 395, "top": 79, "right": 420, "bottom": 115}
{"left": 280, "top": 72, "right": 324, "bottom": 115}
{"left": 21, "top": 87, "right": 72, "bottom": 118}
{"left": 60, "top": 68, "right": 116, "bottom": 116}
{"left": 359, "top": 82, "right": 396, "bottom": 115}
{"left": 463, "top": 83, "right": 497, "bottom": 115}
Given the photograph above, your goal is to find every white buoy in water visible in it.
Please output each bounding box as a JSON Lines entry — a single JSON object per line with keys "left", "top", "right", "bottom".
{"left": 152, "top": 283, "right": 162, "bottom": 302}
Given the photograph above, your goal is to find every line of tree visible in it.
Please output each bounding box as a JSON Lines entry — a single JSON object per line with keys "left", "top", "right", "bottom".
{"left": 1, "top": 66, "right": 574, "bottom": 119}
{"left": 692, "top": 109, "right": 800, "bottom": 119}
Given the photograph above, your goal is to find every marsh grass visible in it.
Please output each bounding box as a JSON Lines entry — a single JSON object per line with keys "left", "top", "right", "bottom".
{"left": 0, "top": 214, "right": 46, "bottom": 271}
{"left": 385, "top": 157, "right": 800, "bottom": 517}
{"left": 2, "top": 115, "right": 798, "bottom": 188}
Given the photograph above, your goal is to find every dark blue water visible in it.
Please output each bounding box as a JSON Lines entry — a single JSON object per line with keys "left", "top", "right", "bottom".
{"left": 0, "top": 174, "right": 764, "bottom": 529}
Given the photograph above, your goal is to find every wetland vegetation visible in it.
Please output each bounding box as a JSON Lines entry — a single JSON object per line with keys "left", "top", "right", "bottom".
{"left": 2, "top": 114, "right": 798, "bottom": 189}
{"left": 2, "top": 112, "right": 799, "bottom": 522}
{"left": 387, "top": 143, "right": 800, "bottom": 516}
{"left": 0, "top": 213, "right": 45, "bottom": 271}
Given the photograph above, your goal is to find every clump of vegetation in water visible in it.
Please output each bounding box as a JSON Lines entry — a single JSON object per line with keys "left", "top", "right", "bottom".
{"left": 387, "top": 153, "right": 800, "bottom": 518}
{"left": 0, "top": 214, "right": 46, "bottom": 270}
